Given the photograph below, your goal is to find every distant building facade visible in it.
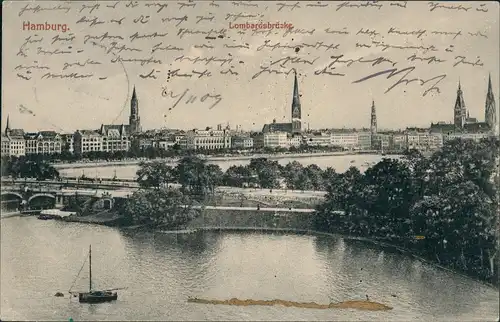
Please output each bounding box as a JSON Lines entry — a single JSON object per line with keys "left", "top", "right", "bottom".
{"left": 1, "top": 116, "right": 25, "bottom": 157}
{"left": 331, "top": 131, "right": 359, "bottom": 149}
{"left": 24, "top": 131, "right": 62, "bottom": 155}
{"left": 231, "top": 136, "right": 254, "bottom": 149}
{"left": 181, "top": 128, "right": 232, "bottom": 150}
{"left": 73, "top": 130, "right": 103, "bottom": 154}
{"left": 98, "top": 124, "right": 130, "bottom": 153}
{"left": 263, "top": 132, "right": 288, "bottom": 148}
{"left": 390, "top": 131, "right": 443, "bottom": 151}
{"left": 61, "top": 133, "right": 74, "bottom": 154}
{"left": 303, "top": 133, "right": 331, "bottom": 147}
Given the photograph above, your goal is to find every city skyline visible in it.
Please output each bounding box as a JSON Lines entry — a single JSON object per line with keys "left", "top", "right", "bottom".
{"left": 2, "top": 1, "right": 499, "bottom": 132}
{"left": 3, "top": 73, "right": 497, "bottom": 134}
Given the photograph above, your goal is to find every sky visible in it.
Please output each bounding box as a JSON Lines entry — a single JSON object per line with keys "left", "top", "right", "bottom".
{"left": 2, "top": 1, "right": 499, "bottom": 133}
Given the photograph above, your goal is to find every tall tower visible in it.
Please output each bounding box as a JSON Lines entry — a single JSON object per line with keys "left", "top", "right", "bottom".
{"left": 291, "top": 70, "right": 302, "bottom": 134}
{"left": 370, "top": 101, "right": 378, "bottom": 150}
{"left": 485, "top": 73, "right": 497, "bottom": 133}
{"left": 453, "top": 80, "right": 467, "bottom": 128}
{"left": 4, "top": 115, "right": 11, "bottom": 135}
{"left": 370, "top": 100, "right": 377, "bottom": 134}
{"left": 129, "top": 86, "right": 141, "bottom": 134}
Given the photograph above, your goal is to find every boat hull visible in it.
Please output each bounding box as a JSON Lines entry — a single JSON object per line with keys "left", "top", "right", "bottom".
{"left": 79, "top": 291, "right": 117, "bottom": 303}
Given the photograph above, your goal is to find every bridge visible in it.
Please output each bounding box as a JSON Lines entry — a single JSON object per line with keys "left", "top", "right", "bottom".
{"left": 0, "top": 178, "right": 326, "bottom": 213}
{"left": 1, "top": 178, "right": 326, "bottom": 197}
{"left": 0, "top": 181, "right": 131, "bottom": 212}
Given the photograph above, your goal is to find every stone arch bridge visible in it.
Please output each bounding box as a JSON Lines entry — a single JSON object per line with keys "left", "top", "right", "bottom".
{"left": 0, "top": 185, "right": 126, "bottom": 212}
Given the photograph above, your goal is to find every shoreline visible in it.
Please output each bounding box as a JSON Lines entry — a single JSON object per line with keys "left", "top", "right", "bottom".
{"left": 53, "top": 215, "right": 498, "bottom": 290}
{"left": 51, "top": 151, "right": 385, "bottom": 170}
{"left": 163, "top": 227, "right": 500, "bottom": 290}
{"left": 0, "top": 211, "right": 22, "bottom": 219}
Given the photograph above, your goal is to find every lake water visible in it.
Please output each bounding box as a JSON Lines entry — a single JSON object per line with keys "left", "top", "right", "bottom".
{"left": 1, "top": 216, "right": 498, "bottom": 321}
{"left": 58, "top": 154, "right": 397, "bottom": 180}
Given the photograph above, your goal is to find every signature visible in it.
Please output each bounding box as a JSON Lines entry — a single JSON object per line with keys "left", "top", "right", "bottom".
{"left": 352, "top": 66, "right": 446, "bottom": 96}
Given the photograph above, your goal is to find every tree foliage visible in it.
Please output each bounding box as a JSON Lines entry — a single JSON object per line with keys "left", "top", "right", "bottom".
{"left": 314, "top": 137, "right": 500, "bottom": 285}
{"left": 136, "top": 161, "right": 175, "bottom": 189}
{"left": 175, "top": 156, "right": 218, "bottom": 200}
{"left": 1, "top": 156, "right": 59, "bottom": 180}
{"left": 122, "top": 188, "right": 197, "bottom": 228}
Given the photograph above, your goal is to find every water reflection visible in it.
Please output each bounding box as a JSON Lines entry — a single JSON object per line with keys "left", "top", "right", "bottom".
{"left": 58, "top": 154, "right": 398, "bottom": 179}
{"left": 1, "top": 218, "right": 498, "bottom": 321}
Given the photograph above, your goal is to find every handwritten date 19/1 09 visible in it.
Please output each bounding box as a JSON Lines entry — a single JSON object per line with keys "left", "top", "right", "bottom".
{"left": 162, "top": 87, "right": 222, "bottom": 110}
{"left": 352, "top": 66, "right": 446, "bottom": 97}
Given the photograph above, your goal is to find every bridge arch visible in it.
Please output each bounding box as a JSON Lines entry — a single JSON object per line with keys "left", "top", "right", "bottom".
{"left": 28, "top": 193, "right": 56, "bottom": 203}
{"left": 1, "top": 192, "right": 24, "bottom": 200}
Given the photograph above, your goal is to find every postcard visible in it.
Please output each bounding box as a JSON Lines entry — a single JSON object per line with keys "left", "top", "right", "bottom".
{"left": 1, "top": 1, "right": 499, "bottom": 321}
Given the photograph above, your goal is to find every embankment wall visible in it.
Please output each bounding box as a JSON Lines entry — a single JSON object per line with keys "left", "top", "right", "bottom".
{"left": 187, "top": 208, "right": 314, "bottom": 230}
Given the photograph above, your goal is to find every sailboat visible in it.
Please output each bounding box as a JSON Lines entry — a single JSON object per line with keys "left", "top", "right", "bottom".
{"left": 69, "top": 245, "right": 120, "bottom": 303}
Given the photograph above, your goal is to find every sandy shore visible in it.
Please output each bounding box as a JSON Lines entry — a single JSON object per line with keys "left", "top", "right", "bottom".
{"left": 187, "top": 297, "right": 393, "bottom": 311}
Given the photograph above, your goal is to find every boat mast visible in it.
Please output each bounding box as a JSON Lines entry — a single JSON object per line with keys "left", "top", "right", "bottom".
{"left": 89, "top": 245, "right": 92, "bottom": 292}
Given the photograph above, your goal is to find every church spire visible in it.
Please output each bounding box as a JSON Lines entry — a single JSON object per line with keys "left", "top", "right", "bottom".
{"left": 129, "top": 85, "right": 141, "bottom": 133}
{"left": 370, "top": 100, "right": 377, "bottom": 134}
{"left": 487, "top": 73, "right": 493, "bottom": 96}
{"left": 291, "top": 70, "right": 302, "bottom": 134}
{"left": 5, "top": 115, "right": 10, "bottom": 135}
{"left": 454, "top": 79, "right": 467, "bottom": 128}
{"left": 485, "top": 73, "right": 497, "bottom": 133}
{"left": 132, "top": 86, "right": 137, "bottom": 101}
{"left": 291, "top": 70, "right": 301, "bottom": 115}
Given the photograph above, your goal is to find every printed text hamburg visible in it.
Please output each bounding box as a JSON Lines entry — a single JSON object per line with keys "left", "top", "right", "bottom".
{"left": 23, "top": 21, "right": 69, "bottom": 32}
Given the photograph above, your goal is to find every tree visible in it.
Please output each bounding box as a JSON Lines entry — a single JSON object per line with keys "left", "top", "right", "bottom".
{"left": 205, "top": 164, "right": 224, "bottom": 189}
{"left": 314, "top": 137, "right": 499, "bottom": 285}
{"left": 136, "top": 161, "right": 176, "bottom": 189}
{"left": 2, "top": 157, "right": 59, "bottom": 180}
{"left": 122, "top": 188, "right": 197, "bottom": 228}
{"left": 361, "top": 158, "right": 415, "bottom": 240}
{"left": 322, "top": 167, "right": 338, "bottom": 189}
{"left": 248, "top": 158, "right": 281, "bottom": 189}
{"left": 176, "top": 156, "right": 212, "bottom": 200}
{"left": 223, "top": 165, "right": 252, "bottom": 187}
{"left": 304, "top": 164, "right": 324, "bottom": 190}
{"left": 282, "top": 161, "right": 303, "bottom": 190}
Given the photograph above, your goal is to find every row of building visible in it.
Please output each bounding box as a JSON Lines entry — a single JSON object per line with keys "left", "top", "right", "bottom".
{"left": 1, "top": 73, "right": 497, "bottom": 158}
{"left": 1, "top": 120, "right": 492, "bottom": 158}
